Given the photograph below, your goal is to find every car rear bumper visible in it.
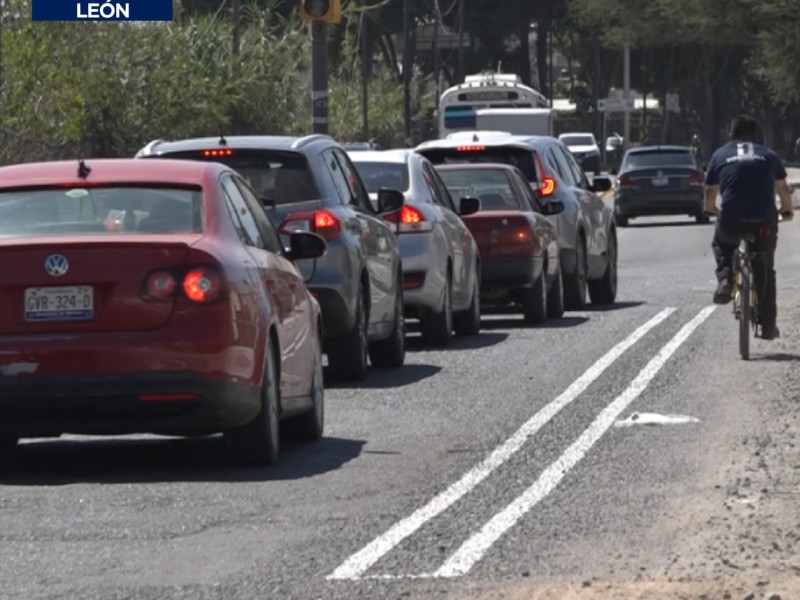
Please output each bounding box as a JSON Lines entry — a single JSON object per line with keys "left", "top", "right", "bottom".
{"left": 615, "top": 191, "right": 703, "bottom": 217}
{"left": 398, "top": 233, "right": 446, "bottom": 316}
{"left": 0, "top": 372, "right": 261, "bottom": 438}
{"left": 480, "top": 255, "right": 542, "bottom": 292}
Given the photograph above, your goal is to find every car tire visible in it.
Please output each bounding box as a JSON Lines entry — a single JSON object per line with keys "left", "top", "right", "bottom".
{"left": 327, "top": 287, "right": 369, "bottom": 382}
{"left": 546, "top": 263, "right": 565, "bottom": 319}
{"left": 454, "top": 269, "right": 481, "bottom": 336}
{"left": 421, "top": 274, "right": 453, "bottom": 346}
{"left": 588, "top": 229, "right": 618, "bottom": 305}
{"left": 369, "top": 279, "right": 406, "bottom": 368}
{"left": 287, "top": 327, "right": 324, "bottom": 441}
{"left": 225, "top": 340, "right": 280, "bottom": 466}
{"left": 696, "top": 213, "right": 710, "bottom": 224}
{"left": 522, "top": 270, "right": 548, "bottom": 324}
{"left": 614, "top": 215, "right": 629, "bottom": 227}
{"left": 564, "top": 236, "right": 588, "bottom": 310}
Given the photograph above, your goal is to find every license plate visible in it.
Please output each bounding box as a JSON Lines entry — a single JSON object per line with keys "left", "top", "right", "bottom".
{"left": 24, "top": 286, "right": 94, "bottom": 321}
{"left": 652, "top": 177, "right": 669, "bottom": 187}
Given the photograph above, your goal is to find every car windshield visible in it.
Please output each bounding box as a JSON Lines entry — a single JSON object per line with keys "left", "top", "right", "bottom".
{"left": 420, "top": 147, "right": 539, "bottom": 184}
{"left": 350, "top": 161, "right": 410, "bottom": 194}
{"left": 623, "top": 149, "right": 696, "bottom": 169}
{"left": 155, "top": 149, "right": 318, "bottom": 205}
{"left": 0, "top": 186, "right": 202, "bottom": 238}
{"left": 437, "top": 169, "right": 523, "bottom": 211}
{"left": 561, "top": 135, "right": 596, "bottom": 146}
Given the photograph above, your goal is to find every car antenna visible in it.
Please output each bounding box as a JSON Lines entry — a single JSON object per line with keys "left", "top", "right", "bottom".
{"left": 218, "top": 123, "right": 227, "bottom": 147}
{"left": 77, "top": 159, "right": 91, "bottom": 180}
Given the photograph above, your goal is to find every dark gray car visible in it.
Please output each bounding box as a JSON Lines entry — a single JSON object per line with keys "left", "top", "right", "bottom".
{"left": 136, "top": 135, "right": 406, "bottom": 382}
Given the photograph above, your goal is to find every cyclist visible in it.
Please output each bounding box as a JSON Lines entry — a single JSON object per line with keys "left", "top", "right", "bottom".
{"left": 704, "top": 115, "right": 794, "bottom": 340}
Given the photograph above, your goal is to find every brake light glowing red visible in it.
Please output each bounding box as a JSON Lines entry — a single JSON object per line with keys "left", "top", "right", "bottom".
{"left": 384, "top": 204, "right": 432, "bottom": 233}
{"left": 400, "top": 206, "right": 423, "bottom": 224}
{"left": 533, "top": 152, "right": 557, "bottom": 197}
{"left": 183, "top": 268, "right": 223, "bottom": 304}
{"left": 202, "top": 149, "right": 234, "bottom": 157}
{"left": 147, "top": 270, "right": 177, "bottom": 299}
{"left": 280, "top": 210, "right": 341, "bottom": 241}
{"left": 456, "top": 145, "right": 486, "bottom": 152}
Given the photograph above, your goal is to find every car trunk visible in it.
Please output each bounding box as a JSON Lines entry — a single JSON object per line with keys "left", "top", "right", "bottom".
{"left": 622, "top": 166, "right": 702, "bottom": 194}
{"left": 0, "top": 235, "right": 199, "bottom": 335}
{"left": 461, "top": 211, "right": 539, "bottom": 257}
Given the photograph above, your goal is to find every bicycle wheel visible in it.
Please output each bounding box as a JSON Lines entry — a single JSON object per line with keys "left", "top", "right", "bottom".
{"left": 739, "top": 268, "right": 750, "bottom": 360}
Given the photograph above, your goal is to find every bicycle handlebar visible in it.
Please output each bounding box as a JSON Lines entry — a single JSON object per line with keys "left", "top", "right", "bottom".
{"left": 703, "top": 210, "right": 794, "bottom": 222}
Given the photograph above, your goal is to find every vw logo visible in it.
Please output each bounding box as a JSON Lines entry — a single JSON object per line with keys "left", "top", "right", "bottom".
{"left": 44, "top": 254, "right": 69, "bottom": 277}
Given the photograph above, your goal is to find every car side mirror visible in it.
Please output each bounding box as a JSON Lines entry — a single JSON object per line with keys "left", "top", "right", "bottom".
{"left": 287, "top": 232, "right": 326, "bottom": 261}
{"left": 377, "top": 188, "right": 405, "bottom": 214}
{"left": 591, "top": 176, "right": 612, "bottom": 193}
{"left": 459, "top": 196, "right": 481, "bottom": 216}
{"left": 541, "top": 200, "right": 565, "bottom": 216}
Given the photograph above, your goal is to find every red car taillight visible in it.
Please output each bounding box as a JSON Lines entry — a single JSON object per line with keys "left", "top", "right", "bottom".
{"left": 616, "top": 174, "right": 633, "bottom": 189}
{"left": 384, "top": 205, "right": 433, "bottom": 233}
{"left": 689, "top": 170, "right": 704, "bottom": 187}
{"left": 142, "top": 266, "right": 223, "bottom": 304}
{"left": 279, "top": 210, "right": 341, "bottom": 241}
{"left": 533, "top": 153, "right": 557, "bottom": 198}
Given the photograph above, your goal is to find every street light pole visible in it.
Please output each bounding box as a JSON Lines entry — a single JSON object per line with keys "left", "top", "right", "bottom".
{"left": 402, "top": 0, "right": 411, "bottom": 145}
{"left": 623, "top": 41, "right": 630, "bottom": 150}
{"left": 457, "top": 0, "right": 464, "bottom": 81}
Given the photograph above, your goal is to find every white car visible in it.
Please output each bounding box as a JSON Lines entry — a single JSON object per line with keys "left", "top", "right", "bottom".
{"left": 559, "top": 132, "right": 602, "bottom": 174}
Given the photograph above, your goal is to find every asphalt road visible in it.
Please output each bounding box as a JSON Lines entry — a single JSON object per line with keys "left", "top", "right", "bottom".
{"left": 2, "top": 213, "right": 800, "bottom": 600}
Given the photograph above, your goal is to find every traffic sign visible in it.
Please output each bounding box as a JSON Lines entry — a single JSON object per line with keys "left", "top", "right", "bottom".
{"left": 597, "top": 97, "right": 635, "bottom": 112}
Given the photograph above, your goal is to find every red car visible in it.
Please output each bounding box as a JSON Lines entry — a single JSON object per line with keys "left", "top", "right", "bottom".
{"left": 0, "top": 158, "right": 327, "bottom": 465}
{"left": 436, "top": 163, "right": 565, "bottom": 324}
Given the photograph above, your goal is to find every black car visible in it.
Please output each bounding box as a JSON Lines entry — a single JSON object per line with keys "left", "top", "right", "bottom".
{"left": 613, "top": 145, "right": 707, "bottom": 226}
{"left": 136, "top": 134, "right": 407, "bottom": 382}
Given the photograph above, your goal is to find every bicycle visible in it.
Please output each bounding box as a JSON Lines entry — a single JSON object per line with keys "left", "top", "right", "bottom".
{"left": 706, "top": 211, "right": 793, "bottom": 360}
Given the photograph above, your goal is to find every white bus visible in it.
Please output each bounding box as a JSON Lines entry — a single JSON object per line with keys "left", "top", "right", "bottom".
{"left": 437, "top": 72, "right": 550, "bottom": 138}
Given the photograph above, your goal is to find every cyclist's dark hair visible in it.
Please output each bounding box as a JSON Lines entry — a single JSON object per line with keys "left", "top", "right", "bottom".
{"left": 729, "top": 115, "right": 760, "bottom": 142}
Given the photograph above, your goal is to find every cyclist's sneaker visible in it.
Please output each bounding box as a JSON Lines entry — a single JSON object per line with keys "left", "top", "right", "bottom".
{"left": 713, "top": 279, "right": 733, "bottom": 304}
{"left": 761, "top": 324, "right": 780, "bottom": 341}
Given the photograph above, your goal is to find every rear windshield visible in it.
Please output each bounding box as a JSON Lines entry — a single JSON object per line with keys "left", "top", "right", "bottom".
{"left": 0, "top": 186, "right": 202, "bottom": 238}
{"left": 419, "top": 147, "right": 539, "bottom": 184}
{"left": 623, "top": 149, "right": 696, "bottom": 169}
{"left": 437, "top": 169, "right": 523, "bottom": 211}
{"left": 560, "top": 135, "right": 595, "bottom": 146}
{"left": 153, "top": 149, "right": 319, "bottom": 205}
{"left": 350, "top": 161, "right": 410, "bottom": 194}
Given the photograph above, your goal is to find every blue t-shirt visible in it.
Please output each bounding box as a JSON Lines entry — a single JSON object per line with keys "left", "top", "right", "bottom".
{"left": 704, "top": 141, "right": 786, "bottom": 222}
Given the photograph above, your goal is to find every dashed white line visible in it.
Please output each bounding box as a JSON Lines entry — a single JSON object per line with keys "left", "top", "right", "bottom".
{"left": 327, "top": 307, "right": 676, "bottom": 581}
{"left": 434, "top": 305, "right": 717, "bottom": 578}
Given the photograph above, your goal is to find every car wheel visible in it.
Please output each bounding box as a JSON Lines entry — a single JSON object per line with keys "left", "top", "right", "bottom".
{"left": 564, "top": 236, "right": 588, "bottom": 310}
{"left": 225, "top": 341, "right": 280, "bottom": 466}
{"left": 327, "top": 287, "right": 369, "bottom": 382}
{"left": 614, "top": 215, "right": 628, "bottom": 227}
{"left": 588, "top": 229, "right": 618, "bottom": 305}
{"left": 421, "top": 274, "right": 453, "bottom": 346}
{"left": 454, "top": 270, "right": 481, "bottom": 336}
{"left": 522, "top": 270, "right": 548, "bottom": 324}
{"left": 696, "top": 213, "right": 710, "bottom": 224}
{"left": 287, "top": 327, "right": 324, "bottom": 441}
{"left": 369, "top": 279, "right": 406, "bottom": 368}
{"left": 546, "top": 262, "right": 565, "bottom": 319}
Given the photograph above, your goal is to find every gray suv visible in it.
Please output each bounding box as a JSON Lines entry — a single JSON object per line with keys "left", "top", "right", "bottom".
{"left": 136, "top": 135, "right": 406, "bottom": 382}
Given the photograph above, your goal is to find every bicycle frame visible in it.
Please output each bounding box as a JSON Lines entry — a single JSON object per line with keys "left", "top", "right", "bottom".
{"left": 732, "top": 236, "right": 767, "bottom": 360}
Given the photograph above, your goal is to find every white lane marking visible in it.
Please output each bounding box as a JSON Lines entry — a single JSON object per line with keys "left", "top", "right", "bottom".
{"left": 614, "top": 412, "right": 701, "bottom": 427}
{"left": 434, "top": 305, "right": 717, "bottom": 578}
{"left": 327, "top": 308, "right": 676, "bottom": 581}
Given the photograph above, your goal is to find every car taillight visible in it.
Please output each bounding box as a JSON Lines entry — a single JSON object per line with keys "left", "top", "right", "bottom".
{"left": 533, "top": 152, "right": 557, "bottom": 198}
{"left": 689, "top": 171, "right": 704, "bottom": 187}
{"left": 183, "top": 267, "right": 223, "bottom": 304}
{"left": 617, "top": 174, "right": 633, "bottom": 189}
{"left": 456, "top": 145, "right": 486, "bottom": 152}
{"left": 384, "top": 205, "right": 433, "bottom": 233}
{"left": 142, "top": 266, "right": 223, "bottom": 304}
{"left": 279, "top": 210, "right": 341, "bottom": 241}
{"left": 146, "top": 270, "right": 178, "bottom": 300}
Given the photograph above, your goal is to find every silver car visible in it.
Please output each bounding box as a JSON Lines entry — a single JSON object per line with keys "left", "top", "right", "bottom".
{"left": 348, "top": 150, "right": 482, "bottom": 346}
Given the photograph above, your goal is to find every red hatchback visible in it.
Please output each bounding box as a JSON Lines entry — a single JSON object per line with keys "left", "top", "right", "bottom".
{"left": 0, "top": 158, "right": 327, "bottom": 465}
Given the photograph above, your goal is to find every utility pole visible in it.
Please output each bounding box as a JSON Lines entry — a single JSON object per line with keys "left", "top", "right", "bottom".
{"left": 361, "top": 14, "right": 369, "bottom": 138}
{"left": 457, "top": 0, "right": 465, "bottom": 81}
{"left": 548, "top": 23, "right": 554, "bottom": 105}
{"left": 312, "top": 21, "right": 329, "bottom": 135}
{"left": 402, "top": 0, "right": 411, "bottom": 145}
{"left": 623, "top": 41, "right": 631, "bottom": 150}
